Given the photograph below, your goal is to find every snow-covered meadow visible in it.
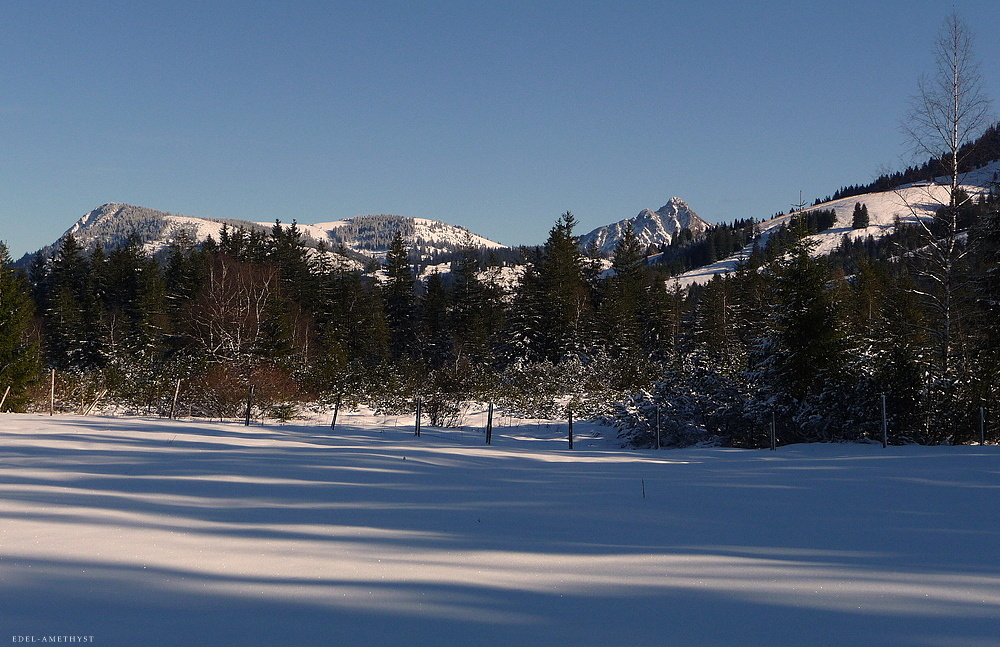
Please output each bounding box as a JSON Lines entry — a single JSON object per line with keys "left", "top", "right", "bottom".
{"left": 2, "top": 411, "right": 998, "bottom": 646}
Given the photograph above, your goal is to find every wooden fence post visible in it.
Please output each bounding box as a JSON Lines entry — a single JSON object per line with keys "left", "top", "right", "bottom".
{"left": 331, "top": 394, "right": 342, "bottom": 431}
{"left": 245, "top": 384, "right": 255, "bottom": 426}
{"left": 485, "top": 402, "right": 493, "bottom": 445}
{"left": 881, "top": 394, "right": 888, "bottom": 448}
{"left": 770, "top": 410, "right": 776, "bottom": 451}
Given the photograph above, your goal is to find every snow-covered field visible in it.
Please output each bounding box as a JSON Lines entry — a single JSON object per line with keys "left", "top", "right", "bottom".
{"left": 2, "top": 411, "right": 999, "bottom": 647}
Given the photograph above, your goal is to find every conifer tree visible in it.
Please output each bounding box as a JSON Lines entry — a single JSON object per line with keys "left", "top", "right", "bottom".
{"left": 41, "top": 234, "right": 105, "bottom": 369}
{"left": 640, "top": 275, "right": 685, "bottom": 363}
{"left": 534, "top": 212, "right": 592, "bottom": 362}
{"left": 451, "top": 247, "right": 504, "bottom": 363}
{"left": 767, "top": 241, "right": 845, "bottom": 400}
{"left": 270, "top": 220, "right": 315, "bottom": 305}
{"left": 851, "top": 202, "right": 870, "bottom": 229}
{"left": 966, "top": 188, "right": 1000, "bottom": 436}
{"left": 750, "top": 239, "right": 847, "bottom": 441}
{"left": 383, "top": 231, "right": 416, "bottom": 359}
{"left": 104, "top": 236, "right": 167, "bottom": 358}
{"left": 501, "top": 255, "right": 546, "bottom": 363}
{"left": 693, "top": 274, "right": 738, "bottom": 367}
{"left": 420, "top": 272, "right": 452, "bottom": 369}
{"left": 599, "top": 226, "right": 645, "bottom": 356}
{"left": 165, "top": 235, "right": 205, "bottom": 315}
{"left": 312, "top": 262, "right": 390, "bottom": 406}
{"left": 855, "top": 260, "right": 927, "bottom": 441}
{"left": 0, "top": 243, "right": 40, "bottom": 410}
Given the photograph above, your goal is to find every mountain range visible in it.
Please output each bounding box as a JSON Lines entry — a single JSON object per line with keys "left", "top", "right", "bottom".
{"left": 21, "top": 157, "right": 1000, "bottom": 280}
{"left": 22, "top": 199, "right": 709, "bottom": 266}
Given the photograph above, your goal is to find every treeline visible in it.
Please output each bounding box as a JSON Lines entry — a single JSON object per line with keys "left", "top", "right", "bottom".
{"left": 1, "top": 216, "right": 686, "bottom": 424}
{"left": 654, "top": 219, "right": 758, "bottom": 275}
{"left": 822, "top": 123, "right": 1000, "bottom": 203}
{"left": 1, "top": 189, "right": 999, "bottom": 447}
{"left": 610, "top": 190, "right": 1000, "bottom": 447}
{"left": 651, "top": 209, "right": 839, "bottom": 279}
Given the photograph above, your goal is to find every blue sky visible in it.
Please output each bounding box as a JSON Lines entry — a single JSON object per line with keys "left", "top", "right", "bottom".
{"left": 2, "top": 1, "right": 999, "bottom": 258}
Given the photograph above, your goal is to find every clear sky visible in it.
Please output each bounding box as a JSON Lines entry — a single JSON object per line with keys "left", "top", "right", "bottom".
{"left": 2, "top": 1, "right": 999, "bottom": 258}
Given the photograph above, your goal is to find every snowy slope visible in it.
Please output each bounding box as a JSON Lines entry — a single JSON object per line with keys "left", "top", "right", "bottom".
{"left": 2, "top": 412, "right": 999, "bottom": 647}
{"left": 24, "top": 203, "right": 238, "bottom": 261}
{"left": 580, "top": 197, "right": 710, "bottom": 255}
{"left": 674, "top": 160, "right": 1000, "bottom": 286}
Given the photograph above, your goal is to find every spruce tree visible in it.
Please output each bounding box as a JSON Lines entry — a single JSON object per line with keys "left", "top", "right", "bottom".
{"left": 637, "top": 272, "right": 688, "bottom": 365}
{"left": 0, "top": 243, "right": 40, "bottom": 410}
{"left": 968, "top": 189, "right": 1000, "bottom": 438}
{"left": 451, "top": 247, "right": 504, "bottom": 364}
{"left": 165, "top": 236, "right": 205, "bottom": 316}
{"left": 750, "top": 239, "right": 847, "bottom": 441}
{"left": 313, "top": 263, "right": 389, "bottom": 406}
{"left": 599, "top": 226, "right": 645, "bottom": 357}
{"left": 270, "top": 220, "right": 315, "bottom": 306}
{"left": 693, "top": 274, "right": 738, "bottom": 367}
{"left": 851, "top": 202, "right": 870, "bottom": 229}
{"left": 500, "top": 255, "right": 546, "bottom": 363}
{"left": 383, "top": 231, "right": 416, "bottom": 360}
{"left": 534, "top": 212, "right": 593, "bottom": 362}
{"left": 420, "top": 272, "right": 452, "bottom": 369}
{"left": 767, "top": 240, "right": 845, "bottom": 401}
{"left": 41, "top": 234, "right": 105, "bottom": 369}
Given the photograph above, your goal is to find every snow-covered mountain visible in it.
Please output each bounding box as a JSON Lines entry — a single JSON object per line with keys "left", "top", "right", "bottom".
{"left": 579, "top": 198, "right": 710, "bottom": 255}
{"left": 19, "top": 203, "right": 232, "bottom": 264}
{"left": 26, "top": 198, "right": 710, "bottom": 268}
{"left": 23, "top": 204, "right": 507, "bottom": 264}
{"left": 302, "top": 214, "right": 506, "bottom": 261}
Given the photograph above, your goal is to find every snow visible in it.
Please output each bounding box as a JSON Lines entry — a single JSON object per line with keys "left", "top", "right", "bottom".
{"left": 408, "top": 218, "right": 507, "bottom": 250}
{"left": 675, "top": 163, "right": 1000, "bottom": 286}
{"left": 580, "top": 197, "right": 710, "bottom": 255}
{"left": 673, "top": 252, "right": 750, "bottom": 288}
{"left": 2, "top": 412, "right": 999, "bottom": 646}
{"left": 39, "top": 206, "right": 509, "bottom": 271}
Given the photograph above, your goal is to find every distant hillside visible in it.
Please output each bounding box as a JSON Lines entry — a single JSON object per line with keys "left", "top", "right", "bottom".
{"left": 822, "top": 122, "right": 1000, "bottom": 204}
{"left": 21, "top": 205, "right": 508, "bottom": 266}
{"left": 674, "top": 159, "right": 1000, "bottom": 286}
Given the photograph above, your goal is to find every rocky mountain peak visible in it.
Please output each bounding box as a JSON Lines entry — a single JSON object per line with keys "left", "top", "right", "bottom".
{"left": 579, "top": 198, "right": 709, "bottom": 255}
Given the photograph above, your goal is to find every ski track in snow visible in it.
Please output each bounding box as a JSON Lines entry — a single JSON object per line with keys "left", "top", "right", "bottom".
{"left": 1, "top": 412, "right": 999, "bottom": 646}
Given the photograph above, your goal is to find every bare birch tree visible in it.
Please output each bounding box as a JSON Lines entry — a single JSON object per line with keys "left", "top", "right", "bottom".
{"left": 900, "top": 12, "right": 991, "bottom": 435}
{"left": 904, "top": 12, "right": 991, "bottom": 213}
